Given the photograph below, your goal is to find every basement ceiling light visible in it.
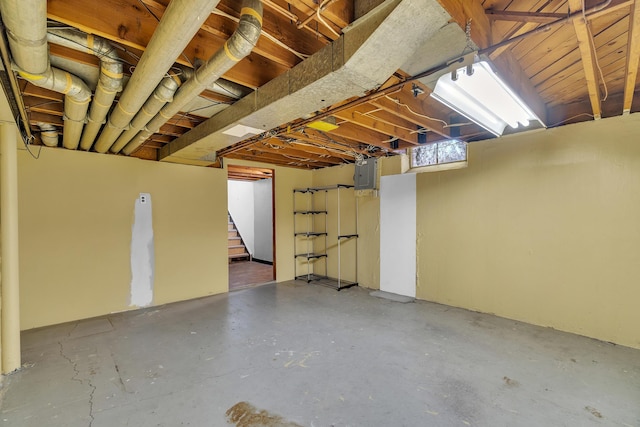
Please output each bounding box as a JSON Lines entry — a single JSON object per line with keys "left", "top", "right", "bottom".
{"left": 430, "top": 61, "right": 542, "bottom": 137}
{"left": 307, "top": 116, "right": 339, "bottom": 132}
{"left": 222, "top": 124, "right": 265, "bottom": 138}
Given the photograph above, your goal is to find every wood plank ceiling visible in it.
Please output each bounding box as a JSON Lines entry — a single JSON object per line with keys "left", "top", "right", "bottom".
{"left": 7, "top": 0, "right": 640, "bottom": 169}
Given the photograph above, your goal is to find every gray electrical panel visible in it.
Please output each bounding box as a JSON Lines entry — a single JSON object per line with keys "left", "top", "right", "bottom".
{"left": 354, "top": 158, "right": 377, "bottom": 190}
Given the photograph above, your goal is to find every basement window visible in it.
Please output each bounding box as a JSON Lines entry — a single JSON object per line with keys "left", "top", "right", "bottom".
{"left": 408, "top": 140, "right": 467, "bottom": 172}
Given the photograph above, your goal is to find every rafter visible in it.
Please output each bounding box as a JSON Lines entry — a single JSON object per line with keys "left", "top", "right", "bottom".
{"left": 333, "top": 107, "right": 419, "bottom": 145}
{"left": 569, "top": 0, "right": 603, "bottom": 119}
{"left": 623, "top": 0, "right": 640, "bottom": 113}
{"left": 488, "top": 0, "right": 565, "bottom": 60}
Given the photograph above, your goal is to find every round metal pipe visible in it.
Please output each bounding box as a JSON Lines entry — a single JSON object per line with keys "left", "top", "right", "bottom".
{"left": 0, "top": 0, "right": 48, "bottom": 74}
{"left": 93, "top": 0, "right": 221, "bottom": 153}
{"left": 47, "top": 29, "right": 124, "bottom": 151}
{"left": 121, "top": 0, "right": 263, "bottom": 155}
{"left": 109, "top": 74, "right": 181, "bottom": 153}
{"left": 37, "top": 122, "right": 58, "bottom": 146}
{"left": 17, "top": 66, "right": 91, "bottom": 150}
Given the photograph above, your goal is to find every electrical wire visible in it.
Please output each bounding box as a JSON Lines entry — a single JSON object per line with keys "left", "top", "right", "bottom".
{"left": 16, "top": 114, "right": 42, "bottom": 159}
{"left": 582, "top": 0, "right": 608, "bottom": 102}
{"left": 316, "top": 0, "right": 341, "bottom": 39}
{"left": 383, "top": 95, "right": 449, "bottom": 127}
{"left": 547, "top": 112, "right": 594, "bottom": 127}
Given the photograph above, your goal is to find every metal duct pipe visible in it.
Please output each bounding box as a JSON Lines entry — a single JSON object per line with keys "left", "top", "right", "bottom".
{"left": 17, "top": 67, "right": 91, "bottom": 149}
{"left": 109, "top": 74, "right": 181, "bottom": 153}
{"left": 120, "top": 0, "right": 262, "bottom": 155}
{"left": 178, "top": 66, "right": 249, "bottom": 99}
{"left": 93, "top": 0, "right": 221, "bottom": 153}
{"left": 1, "top": 0, "right": 90, "bottom": 150}
{"left": 37, "top": 122, "right": 58, "bottom": 146}
{"left": 0, "top": 0, "right": 47, "bottom": 74}
{"left": 47, "top": 29, "right": 123, "bottom": 151}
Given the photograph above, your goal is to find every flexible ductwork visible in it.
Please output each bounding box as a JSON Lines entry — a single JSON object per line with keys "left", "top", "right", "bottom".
{"left": 93, "top": 0, "right": 221, "bottom": 154}
{"left": 37, "top": 122, "right": 58, "bottom": 147}
{"left": 109, "top": 74, "right": 181, "bottom": 153}
{"left": 47, "top": 29, "right": 123, "bottom": 151}
{"left": 0, "top": 0, "right": 47, "bottom": 74}
{"left": 17, "top": 67, "right": 91, "bottom": 149}
{"left": 119, "top": 0, "right": 262, "bottom": 155}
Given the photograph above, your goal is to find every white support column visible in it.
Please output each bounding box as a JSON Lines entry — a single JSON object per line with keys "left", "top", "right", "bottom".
{"left": 1, "top": 123, "right": 21, "bottom": 373}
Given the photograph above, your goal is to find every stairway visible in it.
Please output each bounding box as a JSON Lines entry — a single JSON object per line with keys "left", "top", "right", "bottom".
{"left": 228, "top": 214, "right": 251, "bottom": 262}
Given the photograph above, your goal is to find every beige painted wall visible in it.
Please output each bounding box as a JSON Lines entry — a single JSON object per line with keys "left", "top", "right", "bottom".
{"left": 18, "top": 147, "right": 228, "bottom": 329}
{"left": 224, "top": 159, "right": 311, "bottom": 283}
{"left": 416, "top": 114, "right": 640, "bottom": 349}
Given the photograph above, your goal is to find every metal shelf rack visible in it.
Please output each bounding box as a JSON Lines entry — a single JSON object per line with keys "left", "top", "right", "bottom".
{"left": 293, "top": 184, "right": 358, "bottom": 290}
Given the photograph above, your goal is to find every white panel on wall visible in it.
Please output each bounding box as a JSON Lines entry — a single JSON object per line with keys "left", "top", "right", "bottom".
{"left": 380, "top": 174, "right": 416, "bottom": 297}
{"left": 227, "top": 180, "right": 255, "bottom": 255}
{"left": 130, "top": 193, "right": 154, "bottom": 307}
{"left": 253, "top": 179, "right": 273, "bottom": 262}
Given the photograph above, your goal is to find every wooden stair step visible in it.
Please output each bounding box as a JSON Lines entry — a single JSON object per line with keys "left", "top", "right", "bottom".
{"left": 229, "top": 253, "right": 250, "bottom": 259}
{"left": 229, "top": 245, "right": 248, "bottom": 255}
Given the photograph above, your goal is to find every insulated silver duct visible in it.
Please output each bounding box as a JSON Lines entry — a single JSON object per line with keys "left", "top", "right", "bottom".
{"left": 37, "top": 122, "right": 58, "bottom": 147}
{"left": 120, "top": 0, "right": 263, "bottom": 155}
{"left": 93, "top": 0, "right": 221, "bottom": 153}
{"left": 1, "top": 0, "right": 91, "bottom": 150}
{"left": 109, "top": 73, "right": 181, "bottom": 153}
{"left": 47, "top": 29, "right": 123, "bottom": 151}
{"left": 178, "top": 66, "right": 249, "bottom": 99}
{"left": 17, "top": 67, "right": 91, "bottom": 150}
{"left": 0, "top": 0, "right": 47, "bottom": 74}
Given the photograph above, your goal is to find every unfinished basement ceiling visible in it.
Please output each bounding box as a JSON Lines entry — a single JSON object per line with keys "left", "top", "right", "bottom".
{"left": 1, "top": 0, "right": 639, "bottom": 169}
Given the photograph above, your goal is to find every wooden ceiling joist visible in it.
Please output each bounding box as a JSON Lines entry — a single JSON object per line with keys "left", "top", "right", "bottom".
{"left": 623, "top": 0, "right": 640, "bottom": 113}
{"left": 47, "top": 0, "right": 289, "bottom": 89}
{"left": 569, "top": 0, "right": 604, "bottom": 119}
{"left": 266, "top": 137, "right": 356, "bottom": 160}
{"left": 437, "top": 0, "right": 548, "bottom": 124}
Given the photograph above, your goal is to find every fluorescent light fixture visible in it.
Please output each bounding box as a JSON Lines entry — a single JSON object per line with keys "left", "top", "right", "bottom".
{"left": 431, "top": 61, "right": 542, "bottom": 136}
{"left": 222, "top": 124, "right": 264, "bottom": 138}
{"left": 307, "top": 116, "right": 339, "bottom": 132}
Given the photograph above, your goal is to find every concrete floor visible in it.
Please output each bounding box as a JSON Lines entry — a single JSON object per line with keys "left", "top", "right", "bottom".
{"left": 1, "top": 281, "right": 639, "bottom": 427}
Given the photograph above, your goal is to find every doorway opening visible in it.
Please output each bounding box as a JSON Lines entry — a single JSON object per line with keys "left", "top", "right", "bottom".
{"left": 227, "top": 165, "right": 276, "bottom": 291}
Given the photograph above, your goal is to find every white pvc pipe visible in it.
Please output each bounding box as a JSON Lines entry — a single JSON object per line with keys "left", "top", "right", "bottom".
{"left": 1, "top": 123, "right": 21, "bottom": 374}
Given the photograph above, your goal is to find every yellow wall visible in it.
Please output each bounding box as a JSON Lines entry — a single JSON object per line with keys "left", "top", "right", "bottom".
{"left": 224, "top": 159, "right": 312, "bottom": 282}
{"left": 311, "top": 157, "right": 403, "bottom": 289}
{"left": 416, "top": 114, "right": 640, "bottom": 349}
{"left": 18, "top": 147, "right": 228, "bottom": 329}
